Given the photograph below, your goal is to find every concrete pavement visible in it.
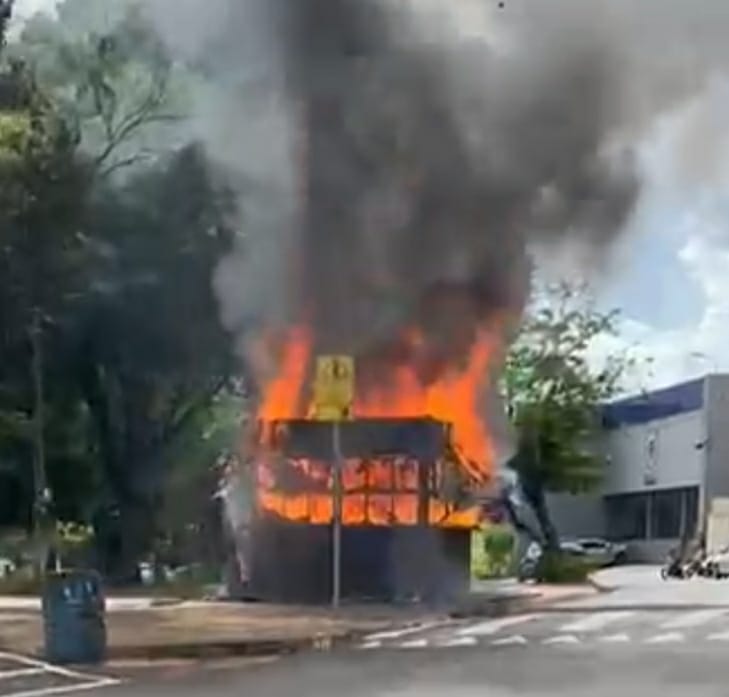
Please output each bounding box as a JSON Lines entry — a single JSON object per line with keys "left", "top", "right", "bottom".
{"left": 579, "top": 564, "right": 729, "bottom": 609}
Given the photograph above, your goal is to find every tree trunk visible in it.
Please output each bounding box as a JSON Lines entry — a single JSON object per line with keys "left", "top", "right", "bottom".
{"left": 29, "top": 309, "right": 50, "bottom": 574}
{"left": 520, "top": 475, "right": 559, "bottom": 551}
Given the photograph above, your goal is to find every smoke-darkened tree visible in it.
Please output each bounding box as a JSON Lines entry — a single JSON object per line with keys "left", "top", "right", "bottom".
{"left": 11, "top": 0, "right": 182, "bottom": 178}
{"left": 504, "top": 283, "right": 636, "bottom": 550}
{"left": 0, "top": 38, "right": 90, "bottom": 535}
{"left": 75, "top": 145, "right": 238, "bottom": 579}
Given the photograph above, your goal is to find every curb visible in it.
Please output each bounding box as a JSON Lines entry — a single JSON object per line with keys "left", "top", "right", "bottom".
{"left": 104, "top": 634, "right": 347, "bottom": 661}
{"left": 587, "top": 574, "right": 616, "bottom": 594}
{"left": 449, "top": 593, "right": 536, "bottom": 619}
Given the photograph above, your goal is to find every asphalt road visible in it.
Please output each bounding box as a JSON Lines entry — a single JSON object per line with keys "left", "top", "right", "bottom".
{"left": 21, "top": 607, "right": 729, "bottom": 697}
{"left": 97, "top": 635, "right": 729, "bottom": 697}
{"left": 9, "top": 567, "right": 729, "bottom": 697}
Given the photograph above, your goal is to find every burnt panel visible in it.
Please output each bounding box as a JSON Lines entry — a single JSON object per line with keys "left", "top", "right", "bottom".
{"left": 248, "top": 518, "right": 471, "bottom": 603}
{"left": 269, "top": 417, "right": 449, "bottom": 460}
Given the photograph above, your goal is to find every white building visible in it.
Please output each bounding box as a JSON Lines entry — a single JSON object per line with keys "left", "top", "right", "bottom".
{"left": 550, "top": 374, "right": 729, "bottom": 562}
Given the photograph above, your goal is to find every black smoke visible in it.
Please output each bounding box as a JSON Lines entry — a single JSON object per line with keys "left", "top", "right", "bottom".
{"left": 200, "top": 0, "right": 640, "bottom": 395}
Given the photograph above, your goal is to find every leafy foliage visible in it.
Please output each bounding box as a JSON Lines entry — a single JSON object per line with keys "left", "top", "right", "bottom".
{"left": 12, "top": 0, "right": 182, "bottom": 178}
{"left": 0, "top": 1, "right": 243, "bottom": 581}
{"left": 472, "top": 525, "right": 515, "bottom": 579}
{"left": 505, "top": 282, "right": 635, "bottom": 547}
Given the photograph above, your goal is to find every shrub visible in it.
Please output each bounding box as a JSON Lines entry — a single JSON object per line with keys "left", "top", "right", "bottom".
{"left": 472, "top": 525, "right": 516, "bottom": 579}
{"left": 535, "top": 551, "right": 595, "bottom": 584}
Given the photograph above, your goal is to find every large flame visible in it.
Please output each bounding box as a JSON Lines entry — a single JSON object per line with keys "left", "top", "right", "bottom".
{"left": 252, "top": 326, "right": 498, "bottom": 529}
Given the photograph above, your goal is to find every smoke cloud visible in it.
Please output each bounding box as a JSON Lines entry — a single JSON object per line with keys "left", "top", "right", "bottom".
{"left": 141, "top": 0, "right": 729, "bottom": 398}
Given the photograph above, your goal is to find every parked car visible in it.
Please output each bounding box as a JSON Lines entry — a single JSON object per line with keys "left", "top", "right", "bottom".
{"left": 561, "top": 538, "right": 628, "bottom": 567}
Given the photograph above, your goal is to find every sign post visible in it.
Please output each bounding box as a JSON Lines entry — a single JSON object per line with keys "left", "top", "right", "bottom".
{"left": 312, "top": 356, "right": 354, "bottom": 609}
{"left": 331, "top": 421, "right": 343, "bottom": 608}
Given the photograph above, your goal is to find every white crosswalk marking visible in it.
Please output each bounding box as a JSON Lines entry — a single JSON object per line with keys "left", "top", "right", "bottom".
{"left": 365, "top": 621, "right": 444, "bottom": 642}
{"left": 399, "top": 639, "right": 429, "bottom": 649}
{"left": 457, "top": 614, "right": 539, "bottom": 637}
{"left": 660, "top": 609, "right": 726, "bottom": 630}
{"left": 0, "top": 668, "right": 45, "bottom": 680}
{"left": 359, "top": 641, "right": 382, "bottom": 650}
{"left": 645, "top": 632, "right": 684, "bottom": 644}
{"left": 707, "top": 631, "right": 729, "bottom": 642}
{"left": 599, "top": 633, "right": 631, "bottom": 643}
{"left": 543, "top": 634, "right": 580, "bottom": 645}
{"left": 491, "top": 635, "right": 528, "bottom": 646}
{"left": 560, "top": 611, "right": 635, "bottom": 633}
{"left": 436, "top": 636, "right": 478, "bottom": 648}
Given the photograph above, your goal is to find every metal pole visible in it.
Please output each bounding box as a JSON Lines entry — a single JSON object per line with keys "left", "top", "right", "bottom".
{"left": 332, "top": 420, "right": 343, "bottom": 608}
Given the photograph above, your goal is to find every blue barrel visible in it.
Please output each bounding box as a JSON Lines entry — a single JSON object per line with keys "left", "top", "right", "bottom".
{"left": 42, "top": 570, "right": 107, "bottom": 664}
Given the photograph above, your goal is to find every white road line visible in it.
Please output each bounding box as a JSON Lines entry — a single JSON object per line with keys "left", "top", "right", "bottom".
{"left": 0, "top": 651, "right": 110, "bottom": 683}
{"left": 358, "top": 641, "right": 382, "bottom": 650}
{"left": 707, "top": 631, "right": 729, "bottom": 641}
{"left": 491, "top": 635, "right": 528, "bottom": 647}
{"left": 1, "top": 678, "right": 119, "bottom": 697}
{"left": 599, "top": 633, "right": 631, "bottom": 643}
{"left": 457, "top": 614, "right": 540, "bottom": 637}
{"left": 399, "top": 639, "right": 429, "bottom": 649}
{"left": 0, "top": 668, "right": 45, "bottom": 681}
{"left": 0, "top": 651, "right": 120, "bottom": 697}
{"left": 435, "top": 636, "right": 478, "bottom": 648}
{"left": 364, "top": 621, "right": 444, "bottom": 642}
{"left": 560, "top": 611, "right": 635, "bottom": 633}
{"left": 542, "top": 635, "right": 580, "bottom": 645}
{"left": 660, "top": 610, "right": 726, "bottom": 630}
{"left": 645, "top": 632, "right": 684, "bottom": 644}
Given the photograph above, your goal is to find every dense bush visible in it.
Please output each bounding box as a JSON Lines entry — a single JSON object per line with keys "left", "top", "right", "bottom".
{"left": 535, "top": 551, "right": 596, "bottom": 584}
{"left": 472, "top": 525, "right": 516, "bottom": 579}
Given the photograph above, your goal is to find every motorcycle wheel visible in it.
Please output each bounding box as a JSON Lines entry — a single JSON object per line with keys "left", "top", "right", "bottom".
{"left": 660, "top": 566, "right": 669, "bottom": 580}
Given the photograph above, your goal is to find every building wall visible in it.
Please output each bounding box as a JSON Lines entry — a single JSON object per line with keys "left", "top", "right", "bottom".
{"left": 705, "top": 375, "right": 729, "bottom": 505}
{"left": 603, "top": 410, "right": 704, "bottom": 495}
{"left": 547, "top": 492, "right": 605, "bottom": 539}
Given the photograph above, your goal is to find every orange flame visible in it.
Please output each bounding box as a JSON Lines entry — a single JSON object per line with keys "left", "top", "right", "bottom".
{"left": 253, "top": 326, "right": 498, "bottom": 529}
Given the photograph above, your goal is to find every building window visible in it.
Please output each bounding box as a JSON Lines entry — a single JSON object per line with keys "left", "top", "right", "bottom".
{"left": 605, "top": 493, "right": 647, "bottom": 541}
{"left": 651, "top": 489, "right": 682, "bottom": 539}
{"left": 605, "top": 486, "right": 700, "bottom": 542}
{"left": 683, "top": 487, "right": 699, "bottom": 538}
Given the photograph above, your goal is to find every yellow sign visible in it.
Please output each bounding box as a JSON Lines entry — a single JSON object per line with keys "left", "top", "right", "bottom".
{"left": 312, "top": 355, "right": 355, "bottom": 421}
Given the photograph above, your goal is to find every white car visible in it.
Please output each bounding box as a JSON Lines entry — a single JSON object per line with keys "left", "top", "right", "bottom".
{"left": 560, "top": 538, "right": 628, "bottom": 567}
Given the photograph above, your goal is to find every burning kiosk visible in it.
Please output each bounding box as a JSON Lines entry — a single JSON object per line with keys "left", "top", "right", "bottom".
{"left": 248, "top": 415, "right": 485, "bottom": 603}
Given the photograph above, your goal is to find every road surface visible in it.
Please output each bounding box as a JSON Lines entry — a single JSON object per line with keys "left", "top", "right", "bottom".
{"left": 7, "top": 606, "right": 729, "bottom": 697}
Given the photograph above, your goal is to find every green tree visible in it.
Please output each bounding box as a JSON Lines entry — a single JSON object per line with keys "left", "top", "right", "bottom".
{"left": 0, "top": 1, "right": 11, "bottom": 47}
{"left": 504, "top": 283, "right": 633, "bottom": 550}
{"left": 75, "top": 145, "right": 238, "bottom": 579}
{"left": 0, "top": 11, "right": 91, "bottom": 545}
{"left": 12, "top": 0, "right": 182, "bottom": 178}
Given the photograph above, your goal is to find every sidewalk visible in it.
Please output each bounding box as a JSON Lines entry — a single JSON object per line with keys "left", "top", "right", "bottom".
{"left": 0, "top": 582, "right": 598, "bottom": 662}
{"left": 0, "top": 600, "right": 446, "bottom": 661}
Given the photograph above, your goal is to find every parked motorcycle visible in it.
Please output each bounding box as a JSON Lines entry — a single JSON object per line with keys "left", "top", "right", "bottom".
{"left": 660, "top": 556, "right": 695, "bottom": 580}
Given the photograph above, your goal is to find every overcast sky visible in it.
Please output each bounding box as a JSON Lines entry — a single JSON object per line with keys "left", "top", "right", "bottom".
{"left": 12, "top": 0, "right": 729, "bottom": 393}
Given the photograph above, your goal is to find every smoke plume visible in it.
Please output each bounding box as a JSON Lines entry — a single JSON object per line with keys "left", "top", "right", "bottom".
{"left": 142, "top": 0, "right": 729, "bottom": 402}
